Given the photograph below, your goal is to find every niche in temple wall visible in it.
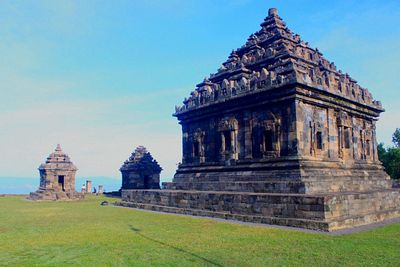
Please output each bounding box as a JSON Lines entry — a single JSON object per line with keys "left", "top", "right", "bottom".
{"left": 251, "top": 111, "right": 281, "bottom": 159}
{"left": 217, "top": 117, "right": 239, "bottom": 162}
{"left": 300, "top": 103, "right": 329, "bottom": 158}
{"left": 336, "top": 111, "right": 354, "bottom": 160}
{"left": 182, "top": 131, "right": 189, "bottom": 164}
{"left": 182, "top": 123, "right": 204, "bottom": 164}
{"left": 192, "top": 128, "right": 205, "bottom": 164}
{"left": 353, "top": 118, "right": 374, "bottom": 161}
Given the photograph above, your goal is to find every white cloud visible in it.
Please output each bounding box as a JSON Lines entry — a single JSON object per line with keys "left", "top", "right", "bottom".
{"left": 0, "top": 96, "right": 182, "bottom": 182}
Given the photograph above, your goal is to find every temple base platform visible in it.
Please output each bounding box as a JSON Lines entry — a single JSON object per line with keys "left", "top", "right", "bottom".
{"left": 116, "top": 161, "right": 400, "bottom": 231}
{"left": 116, "top": 188, "right": 400, "bottom": 231}
{"left": 28, "top": 188, "right": 85, "bottom": 201}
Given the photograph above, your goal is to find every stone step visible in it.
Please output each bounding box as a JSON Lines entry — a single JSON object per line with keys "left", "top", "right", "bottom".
{"left": 122, "top": 189, "right": 327, "bottom": 221}
{"left": 115, "top": 200, "right": 400, "bottom": 232}
{"left": 115, "top": 201, "right": 330, "bottom": 231}
{"left": 173, "top": 172, "right": 391, "bottom": 183}
{"left": 162, "top": 181, "right": 306, "bottom": 193}
{"left": 163, "top": 178, "right": 392, "bottom": 194}
{"left": 328, "top": 208, "right": 400, "bottom": 230}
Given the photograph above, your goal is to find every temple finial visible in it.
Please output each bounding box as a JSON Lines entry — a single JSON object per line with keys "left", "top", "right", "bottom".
{"left": 56, "top": 144, "right": 62, "bottom": 151}
{"left": 268, "top": 8, "right": 278, "bottom": 16}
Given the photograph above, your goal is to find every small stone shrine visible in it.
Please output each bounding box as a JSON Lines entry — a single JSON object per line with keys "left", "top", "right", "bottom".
{"left": 29, "top": 144, "right": 84, "bottom": 201}
{"left": 120, "top": 146, "right": 162, "bottom": 190}
{"left": 118, "top": 8, "right": 400, "bottom": 231}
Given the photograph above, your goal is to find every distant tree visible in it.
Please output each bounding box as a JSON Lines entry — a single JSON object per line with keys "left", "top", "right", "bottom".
{"left": 378, "top": 129, "right": 400, "bottom": 180}
{"left": 393, "top": 128, "right": 400, "bottom": 148}
{"left": 384, "top": 148, "right": 400, "bottom": 179}
{"left": 378, "top": 143, "right": 386, "bottom": 162}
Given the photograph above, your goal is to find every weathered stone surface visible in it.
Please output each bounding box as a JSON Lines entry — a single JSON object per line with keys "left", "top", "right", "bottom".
{"left": 118, "top": 188, "right": 400, "bottom": 231}
{"left": 86, "top": 180, "right": 92, "bottom": 194}
{"left": 120, "top": 146, "right": 162, "bottom": 190}
{"left": 28, "top": 144, "right": 84, "bottom": 201}
{"left": 118, "top": 8, "right": 400, "bottom": 231}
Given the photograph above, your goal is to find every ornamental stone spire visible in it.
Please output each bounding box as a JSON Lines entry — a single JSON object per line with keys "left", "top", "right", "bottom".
{"left": 175, "top": 7, "right": 382, "bottom": 114}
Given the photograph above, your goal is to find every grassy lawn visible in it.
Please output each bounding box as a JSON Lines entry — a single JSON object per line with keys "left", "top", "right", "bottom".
{"left": 0, "top": 195, "right": 399, "bottom": 266}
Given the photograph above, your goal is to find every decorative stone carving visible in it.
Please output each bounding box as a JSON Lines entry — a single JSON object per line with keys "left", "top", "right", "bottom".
{"left": 218, "top": 118, "right": 239, "bottom": 162}
{"left": 173, "top": 5, "right": 381, "bottom": 114}
{"left": 192, "top": 128, "right": 205, "bottom": 164}
{"left": 261, "top": 117, "right": 281, "bottom": 158}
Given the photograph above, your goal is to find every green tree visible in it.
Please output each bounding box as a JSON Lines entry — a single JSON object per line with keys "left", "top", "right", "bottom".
{"left": 378, "top": 129, "right": 400, "bottom": 180}
{"left": 385, "top": 148, "right": 400, "bottom": 179}
{"left": 378, "top": 143, "right": 386, "bottom": 162}
{"left": 393, "top": 128, "right": 400, "bottom": 148}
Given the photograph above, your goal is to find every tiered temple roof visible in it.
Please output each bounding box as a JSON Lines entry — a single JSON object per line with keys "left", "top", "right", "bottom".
{"left": 175, "top": 8, "right": 382, "bottom": 114}
{"left": 120, "top": 146, "right": 162, "bottom": 172}
{"left": 38, "top": 144, "right": 77, "bottom": 171}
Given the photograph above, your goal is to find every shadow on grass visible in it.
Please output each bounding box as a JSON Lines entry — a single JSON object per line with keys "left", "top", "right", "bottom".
{"left": 129, "top": 225, "right": 223, "bottom": 267}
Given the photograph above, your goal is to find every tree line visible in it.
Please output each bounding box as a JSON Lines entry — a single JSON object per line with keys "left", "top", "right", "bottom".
{"left": 378, "top": 128, "right": 400, "bottom": 179}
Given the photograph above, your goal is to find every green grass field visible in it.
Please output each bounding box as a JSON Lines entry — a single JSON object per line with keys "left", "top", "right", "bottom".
{"left": 0, "top": 195, "right": 399, "bottom": 266}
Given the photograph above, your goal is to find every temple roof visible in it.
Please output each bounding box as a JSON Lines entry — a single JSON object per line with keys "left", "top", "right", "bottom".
{"left": 39, "top": 144, "right": 77, "bottom": 171}
{"left": 120, "top": 146, "right": 162, "bottom": 172}
{"left": 175, "top": 8, "right": 382, "bottom": 115}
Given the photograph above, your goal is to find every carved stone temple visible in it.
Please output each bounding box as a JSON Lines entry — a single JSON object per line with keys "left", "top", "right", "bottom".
{"left": 118, "top": 8, "right": 400, "bottom": 231}
{"left": 120, "top": 146, "right": 162, "bottom": 190}
{"left": 28, "top": 144, "right": 84, "bottom": 201}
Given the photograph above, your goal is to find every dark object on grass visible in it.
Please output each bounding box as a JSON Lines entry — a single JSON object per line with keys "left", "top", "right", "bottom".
{"left": 101, "top": 201, "right": 109, "bottom": 206}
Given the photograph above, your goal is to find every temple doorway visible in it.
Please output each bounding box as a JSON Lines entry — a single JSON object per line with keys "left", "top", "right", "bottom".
{"left": 223, "top": 131, "right": 232, "bottom": 152}
{"left": 58, "top": 175, "right": 65, "bottom": 191}
{"left": 143, "top": 175, "right": 150, "bottom": 189}
{"left": 264, "top": 130, "right": 274, "bottom": 151}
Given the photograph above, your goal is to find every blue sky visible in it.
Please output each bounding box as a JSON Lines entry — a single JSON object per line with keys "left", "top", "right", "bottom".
{"left": 1, "top": 0, "right": 399, "bottom": 185}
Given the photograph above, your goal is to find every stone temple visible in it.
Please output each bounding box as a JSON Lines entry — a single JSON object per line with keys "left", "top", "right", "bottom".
{"left": 120, "top": 146, "right": 162, "bottom": 190}
{"left": 29, "top": 145, "right": 83, "bottom": 201}
{"left": 118, "top": 8, "right": 400, "bottom": 231}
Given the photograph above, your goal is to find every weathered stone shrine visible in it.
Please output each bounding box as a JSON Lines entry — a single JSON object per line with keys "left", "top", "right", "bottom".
{"left": 29, "top": 144, "right": 84, "bottom": 201}
{"left": 118, "top": 8, "right": 400, "bottom": 231}
{"left": 120, "top": 146, "right": 162, "bottom": 190}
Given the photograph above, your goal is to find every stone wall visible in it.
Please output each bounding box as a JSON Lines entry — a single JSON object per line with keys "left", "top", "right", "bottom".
{"left": 120, "top": 188, "right": 400, "bottom": 231}
{"left": 180, "top": 91, "right": 297, "bottom": 166}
